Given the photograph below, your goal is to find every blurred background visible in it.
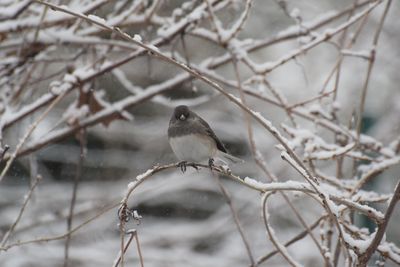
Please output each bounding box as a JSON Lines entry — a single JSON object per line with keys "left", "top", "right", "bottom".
{"left": 0, "top": 0, "right": 399, "bottom": 266}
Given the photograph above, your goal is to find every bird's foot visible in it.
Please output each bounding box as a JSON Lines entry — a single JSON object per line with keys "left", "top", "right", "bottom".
{"left": 208, "top": 158, "right": 215, "bottom": 169}
{"left": 187, "top": 162, "right": 199, "bottom": 171}
{"left": 178, "top": 161, "right": 187, "bottom": 173}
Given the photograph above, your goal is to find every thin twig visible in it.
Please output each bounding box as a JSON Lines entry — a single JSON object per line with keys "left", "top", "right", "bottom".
{"left": 63, "top": 130, "right": 86, "bottom": 267}
{"left": 214, "top": 175, "right": 256, "bottom": 266}
{"left": 355, "top": 0, "right": 392, "bottom": 142}
{"left": 0, "top": 202, "right": 118, "bottom": 251}
{"left": 1, "top": 175, "right": 42, "bottom": 246}
{"left": 0, "top": 90, "right": 68, "bottom": 183}
{"left": 357, "top": 179, "right": 400, "bottom": 266}
{"left": 261, "top": 192, "right": 303, "bottom": 267}
{"left": 0, "top": 145, "right": 10, "bottom": 164}
{"left": 253, "top": 215, "right": 327, "bottom": 266}
{"left": 113, "top": 229, "right": 144, "bottom": 267}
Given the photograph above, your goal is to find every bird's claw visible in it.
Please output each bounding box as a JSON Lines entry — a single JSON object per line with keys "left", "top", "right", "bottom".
{"left": 208, "top": 158, "right": 214, "bottom": 169}
{"left": 178, "top": 161, "right": 187, "bottom": 173}
{"left": 188, "top": 162, "right": 199, "bottom": 171}
{"left": 178, "top": 161, "right": 200, "bottom": 173}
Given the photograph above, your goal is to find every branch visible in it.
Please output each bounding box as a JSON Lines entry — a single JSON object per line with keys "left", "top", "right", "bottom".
{"left": 357, "top": 179, "right": 400, "bottom": 266}
{"left": 0, "top": 175, "right": 42, "bottom": 246}
{"left": 0, "top": 202, "right": 118, "bottom": 251}
{"left": 261, "top": 192, "right": 303, "bottom": 267}
{"left": 0, "top": 91, "right": 68, "bottom": 183}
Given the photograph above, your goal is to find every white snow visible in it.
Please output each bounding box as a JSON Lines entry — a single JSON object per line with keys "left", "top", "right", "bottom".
{"left": 133, "top": 210, "right": 142, "bottom": 220}
{"left": 172, "top": 8, "right": 183, "bottom": 17}
{"left": 133, "top": 34, "right": 142, "bottom": 42}
{"left": 127, "top": 181, "right": 137, "bottom": 191}
{"left": 72, "top": 66, "right": 97, "bottom": 80}
{"left": 228, "top": 39, "right": 248, "bottom": 60}
{"left": 135, "top": 168, "right": 153, "bottom": 181}
{"left": 88, "top": 14, "right": 107, "bottom": 25}
{"left": 63, "top": 73, "right": 77, "bottom": 84}
{"left": 290, "top": 8, "right": 301, "bottom": 18}
{"left": 342, "top": 230, "right": 376, "bottom": 254}
{"left": 309, "top": 143, "right": 355, "bottom": 160}
{"left": 147, "top": 44, "right": 160, "bottom": 52}
{"left": 0, "top": 0, "right": 30, "bottom": 18}
{"left": 358, "top": 157, "right": 400, "bottom": 178}
{"left": 243, "top": 177, "right": 311, "bottom": 193}
{"left": 308, "top": 103, "right": 332, "bottom": 119}
{"left": 63, "top": 103, "right": 90, "bottom": 124}
{"left": 378, "top": 243, "right": 400, "bottom": 263}
{"left": 49, "top": 80, "right": 71, "bottom": 95}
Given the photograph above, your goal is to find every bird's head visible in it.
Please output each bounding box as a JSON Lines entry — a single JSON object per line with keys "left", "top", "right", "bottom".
{"left": 173, "top": 105, "right": 190, "bottom": 121}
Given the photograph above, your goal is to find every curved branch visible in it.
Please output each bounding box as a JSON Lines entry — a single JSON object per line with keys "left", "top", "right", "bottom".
{"left": 261, "top": 192, "right": 304, "bottom": 267}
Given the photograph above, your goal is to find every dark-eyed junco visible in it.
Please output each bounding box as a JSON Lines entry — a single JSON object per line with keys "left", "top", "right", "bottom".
{"left": 168, "top": 105, "right": 242, "bottom": 169}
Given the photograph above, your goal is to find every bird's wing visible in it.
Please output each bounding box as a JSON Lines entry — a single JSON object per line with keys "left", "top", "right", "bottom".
{"left": 197, "top": 116, "right": 227, "bottom": 153}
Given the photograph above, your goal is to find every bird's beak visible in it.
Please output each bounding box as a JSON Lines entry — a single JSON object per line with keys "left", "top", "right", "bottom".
{"left": 179, "top": 114, "right": 186, "bottom": 120}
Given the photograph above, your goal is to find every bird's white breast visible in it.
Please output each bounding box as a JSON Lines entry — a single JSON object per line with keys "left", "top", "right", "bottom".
{"left": 169, "top": 134, "right": 216, "bottom": 163}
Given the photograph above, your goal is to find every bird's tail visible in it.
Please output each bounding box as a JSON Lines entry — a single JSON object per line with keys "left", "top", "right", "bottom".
{"left": 216, "top": 151, "right": 244, "bottom": 164}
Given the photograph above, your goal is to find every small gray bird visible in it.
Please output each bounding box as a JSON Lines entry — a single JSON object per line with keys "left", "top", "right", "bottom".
{"left": 168, "top": 105, "right": 242, "bottom": 169}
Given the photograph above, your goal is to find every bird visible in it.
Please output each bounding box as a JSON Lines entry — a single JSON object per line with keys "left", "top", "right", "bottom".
{"left": 168, "top": 105, "right": 242, "bottom": 171}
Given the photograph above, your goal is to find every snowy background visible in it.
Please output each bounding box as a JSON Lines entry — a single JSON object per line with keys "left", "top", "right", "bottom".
{"left": 0, "top": 0, "right": 399, "bottom": 266}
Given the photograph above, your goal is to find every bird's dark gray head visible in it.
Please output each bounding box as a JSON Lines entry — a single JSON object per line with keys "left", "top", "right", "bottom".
{"left": 173, "top": 105, "right": 191, "bottom": 121}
